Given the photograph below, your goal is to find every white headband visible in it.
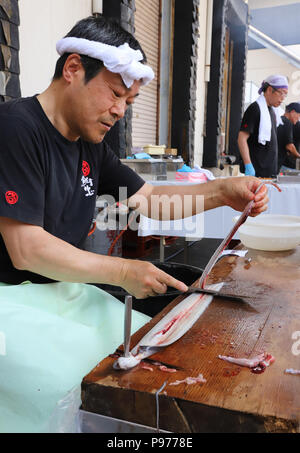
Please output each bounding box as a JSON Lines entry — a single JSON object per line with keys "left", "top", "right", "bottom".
{"left": 56, "top": 37, "right": 155, "bottom": 88}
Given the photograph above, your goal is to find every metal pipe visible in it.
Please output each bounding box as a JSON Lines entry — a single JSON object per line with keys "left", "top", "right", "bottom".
{"left": 92, "top": 0, "right": 103, "bottom": 15}
{"left": 124, "top": 295, "right": 132, "bottom": 358}
{"left": 205, "top": 0, "right": 214, "bottom": 82}
{"left": 249, "top": 25, "right": 300, "bottom": 69}
{"left": 159, "top": 236, "right": 165, "bottom": 263}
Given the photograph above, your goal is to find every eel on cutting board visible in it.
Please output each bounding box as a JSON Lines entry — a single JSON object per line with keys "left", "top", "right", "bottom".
{"left": 114, "top": 283, "right": 223, "bottom": 370}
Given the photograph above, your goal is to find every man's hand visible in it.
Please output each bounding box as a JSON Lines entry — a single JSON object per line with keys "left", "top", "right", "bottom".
{"left": 219, "top": 176, "right": 269, "bottom": 217}
{"left": 119, "top": 259, "right": 188, "bottom": 299}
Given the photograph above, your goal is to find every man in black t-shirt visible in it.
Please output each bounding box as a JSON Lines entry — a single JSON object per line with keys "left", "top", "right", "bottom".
{"left": 277, "top": 102, "right": 300, "bottom": 172}
{"left": 0, "top": 16, "right": 270, "bottom": 433}
{"left": 0, "top": 16, "right": 269, "bottom": 298}
{"left": 238, "top": 75, "right": 288, "bottom": 177}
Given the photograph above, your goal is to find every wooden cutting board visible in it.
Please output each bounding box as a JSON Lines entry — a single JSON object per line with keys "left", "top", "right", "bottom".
{"left": 81, "top": 246, "right": 300, "bottom": 433}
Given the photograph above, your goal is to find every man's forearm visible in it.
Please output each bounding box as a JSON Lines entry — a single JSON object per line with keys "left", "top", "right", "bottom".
{"left": 0, "top": 218, "right": 189, "bottom": 298}
{"left": 129, "top": 175, "right": 268, "bottom": 223}
{"left": 238, "top": 132, "right": 251, "bottom": 164}
{"left": 5, "top": 222, "right": 126, "bottom": 285}
{"left": 286, "top": 143, "right": 300, "bottom": 158}
{"left": 150, "top": 179, "right": 224, "bottom": 216}
{"left": 129, "top": 179, "right": 225, "bottom": 220}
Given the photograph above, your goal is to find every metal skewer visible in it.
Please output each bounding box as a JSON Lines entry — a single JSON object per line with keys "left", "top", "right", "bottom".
{"left": 124, "top": 295, "right": 132, "bottom": 357}
{"left": 198, "top": 182, "right": 271, "bottom": 289}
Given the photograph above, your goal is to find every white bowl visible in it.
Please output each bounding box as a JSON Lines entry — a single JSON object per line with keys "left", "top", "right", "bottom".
{"left": 232, "top": 214, "right": 300, "bottom": 251}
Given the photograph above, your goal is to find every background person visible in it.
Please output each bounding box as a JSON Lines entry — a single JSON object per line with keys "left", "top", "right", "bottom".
{"left": 293, "top": 119, "right": 300, "bottom": 155}
{"left": 277, "top": 103, "right": 300, "bottom": 172}
{"left": 238, "top": 75, "right": 288, "bottom": 177}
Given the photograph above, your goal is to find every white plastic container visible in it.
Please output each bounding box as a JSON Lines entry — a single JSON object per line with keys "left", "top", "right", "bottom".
{"left": 233, "top": 214, "right": 300, "bottom": 251}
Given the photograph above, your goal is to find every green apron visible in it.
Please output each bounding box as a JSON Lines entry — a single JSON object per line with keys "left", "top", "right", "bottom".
{"left": 0, "top": 282, "right": 150, "bottom": 433}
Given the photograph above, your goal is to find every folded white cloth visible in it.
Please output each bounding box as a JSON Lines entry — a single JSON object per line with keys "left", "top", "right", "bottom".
{"left": 193, "top": 165, "right": 215, "bottom": 180}
{"left": 56, "top": 37, "right": 155, "bottom": 88}
{"left": 273, "top": 106, "right": 284, "bottom": 127}
{"left": 256, "top": 94, "right": 273, "bottom": 145}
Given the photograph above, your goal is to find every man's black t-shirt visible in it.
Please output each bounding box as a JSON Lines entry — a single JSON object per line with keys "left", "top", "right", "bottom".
{"left": 0, "top": 96, "right": 145, "bottom": 284}
{"left": 280, "top": 121, "right": 300, "bottom": 170}
{"left": 277, "top": 116, "right": 294, "bottom": 170}
{"left": 294, "top": 121, "right": 300, "bottom": 152}
{"left": 240, "top": 101, "right": 278, "bottom": 177}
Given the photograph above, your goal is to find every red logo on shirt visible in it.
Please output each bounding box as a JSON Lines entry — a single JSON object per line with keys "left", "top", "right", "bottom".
{"left": 82, "top": 161, "right": 90, "bottom": 177}
{"left": 5, "top": 191, "right": 18, "bottom": 205}
{"left": 243, "top": 124, "right": 248, "bottom": 128}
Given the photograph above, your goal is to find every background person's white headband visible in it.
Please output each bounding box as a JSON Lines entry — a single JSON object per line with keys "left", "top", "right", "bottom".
{"left": 258, "top": 74, "right": 288, "bottom": 94}
{"left": 56, "top": 37, "right": 155, "bottom": 88}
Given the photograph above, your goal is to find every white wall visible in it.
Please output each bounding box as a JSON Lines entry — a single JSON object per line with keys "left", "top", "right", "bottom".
{"left": 246, "top": 1, "right": 300, "bottom": 106}
{"left": 247, "top": 0, "right": 299, "bottom": 9}
{"left": 246, "top": 45, "right": 300, "bottom": 107}
{"left": 19, "top": 0, "right": 92, "bottom": 97}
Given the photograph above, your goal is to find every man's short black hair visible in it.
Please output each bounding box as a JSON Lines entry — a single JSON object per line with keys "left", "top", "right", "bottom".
{"left": 261, "top": 82, "right": 271, "bottom": 93}
{"left": 286, "top": 102, "right": 300, "bottom": 114}
{"left": 261, "top": 83, "right": 280, "bottom": 94}
{"left": 53, "top": 16, "right": 146, "bottom": 84}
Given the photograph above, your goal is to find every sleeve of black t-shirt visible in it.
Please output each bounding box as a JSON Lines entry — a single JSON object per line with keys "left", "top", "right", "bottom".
{"left": 0, "top": 114, "right": 45, "bottom": 226}
{"left": 282, "top": 119, "right": 294, "bottom": 146}
{"left": 293, "top": 122, "right": 300, "bottom": 151}
{"left": 240, "top": 102, "right": 260, "bottom": 135}
{"left": 97, "top": 142, "right": 146, "bottom": 201}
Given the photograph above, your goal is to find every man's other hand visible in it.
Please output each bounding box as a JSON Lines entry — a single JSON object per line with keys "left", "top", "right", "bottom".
{"left": 119, "top": 260, "right": 188, "bottom": 299}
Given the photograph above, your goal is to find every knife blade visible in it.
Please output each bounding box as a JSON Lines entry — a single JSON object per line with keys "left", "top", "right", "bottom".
{"left": 183, "top": 287, "right": 249, "bottom": 302}
{"left": 180, "top": 287, "right": 257, "bottom": 311}
{"left": 124, "top": 295, "right": 132, "bottom": 357}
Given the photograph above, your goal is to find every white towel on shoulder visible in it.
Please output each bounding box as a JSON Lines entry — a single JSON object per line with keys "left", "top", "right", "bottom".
{"left": 256, "top": 95, "right": 284, "bottom": 145}
{"left": 256, "top": 94, "right": 272, "bottom": 145}
{"left": 273, "top": 106, "right": 284, "bottom": 127}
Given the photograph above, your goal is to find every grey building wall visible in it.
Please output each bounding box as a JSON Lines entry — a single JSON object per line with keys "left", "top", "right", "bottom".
{"left": 102, "top": 0, "right": 136, "bottom": 158}
{"left": 0, "top": 0, "right": 20, "bottom": 102}
{"left": 189, "top": 0, "right": 201, "bottom": 166}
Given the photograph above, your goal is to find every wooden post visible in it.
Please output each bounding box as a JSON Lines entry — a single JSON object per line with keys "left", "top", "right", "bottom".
{"left": 0, "top": 0, "right": 20, "bottom": 102}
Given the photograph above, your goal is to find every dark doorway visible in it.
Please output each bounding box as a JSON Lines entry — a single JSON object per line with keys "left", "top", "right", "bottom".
{"left": 171, "top": 0, "right": 194, "bottom": 164}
